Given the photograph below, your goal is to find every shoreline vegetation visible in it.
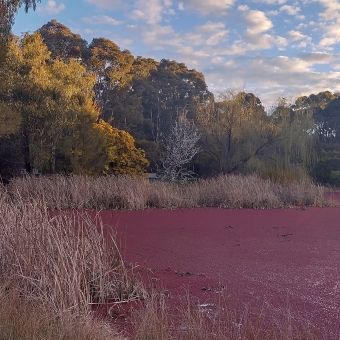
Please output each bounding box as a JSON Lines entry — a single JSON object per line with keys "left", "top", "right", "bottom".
{"left": 4, "top": 173, "right": 335, "bottom": 210}
{"left": 0, "top": 174, "right": 336, "bottom": 339}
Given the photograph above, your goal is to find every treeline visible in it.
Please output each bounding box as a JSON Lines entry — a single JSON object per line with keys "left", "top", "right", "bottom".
{"left": 0, "top": 20, "right": 339, "bottom": 184}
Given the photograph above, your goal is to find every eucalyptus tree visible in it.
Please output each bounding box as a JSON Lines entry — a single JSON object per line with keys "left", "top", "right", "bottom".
{"left": 38, "top": 20, "right": 88, "bottom": 60}
{"left": 85, "top": 37, "right": 134, "bottom": 119}
{"left": 127, "top": 59, "right": 210, "bottom": 144}
{"left": 106, "top": 56, "right": 159, "bottom": 135}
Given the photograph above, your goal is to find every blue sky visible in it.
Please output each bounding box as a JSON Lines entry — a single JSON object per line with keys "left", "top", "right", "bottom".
{"left": 13, "top": 0, "right": 340, "bottom": 106}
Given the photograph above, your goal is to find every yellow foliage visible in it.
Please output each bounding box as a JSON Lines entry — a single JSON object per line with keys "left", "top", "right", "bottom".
{"left": 93, "top": 120, "right": 149, "bottom": 175}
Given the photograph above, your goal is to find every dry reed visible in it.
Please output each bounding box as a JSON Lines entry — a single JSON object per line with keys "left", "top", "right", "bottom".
{"left": 7, "top": 173, "right": 330, "bottom": 210}
{"left": 0, "top": 196, "right": 145, "bottom": 316}
{"left": 0, "top": 287, "right": 125, "bottom": 340}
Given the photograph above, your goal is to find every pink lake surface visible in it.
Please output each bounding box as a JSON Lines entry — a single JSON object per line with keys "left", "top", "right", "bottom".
{"left": 90, "top": 204, "right": 340, "bottom": 338}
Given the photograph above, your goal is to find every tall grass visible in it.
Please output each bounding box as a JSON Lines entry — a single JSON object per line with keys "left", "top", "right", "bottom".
{"left": 0, "top": 287, "right": 124, "bottom": 340}
{"left": 7, "top": 173, "right": 329, "bottom": 210}
{"left": 0, "top": 190, "right": 146, "bottom": 318}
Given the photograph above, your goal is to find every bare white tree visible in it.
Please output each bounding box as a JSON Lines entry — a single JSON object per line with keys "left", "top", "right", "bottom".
{"left": 158, "top": 112, "right": 201, "bottom": 183}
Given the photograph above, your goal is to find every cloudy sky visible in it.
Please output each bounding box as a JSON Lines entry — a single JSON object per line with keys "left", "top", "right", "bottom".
{"left": 12, "top": 0, "right": 340, "bottom": 105}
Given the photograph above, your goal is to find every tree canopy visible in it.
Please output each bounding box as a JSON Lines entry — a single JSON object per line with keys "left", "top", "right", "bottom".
{"left": 38, "top": 20, "right": 88, "bottom": 60}
{"left": 194, "top": 91, "right": 316, "bottom": 180}
{"left": 0, "top": 31, "right": 149, "bottom": 178}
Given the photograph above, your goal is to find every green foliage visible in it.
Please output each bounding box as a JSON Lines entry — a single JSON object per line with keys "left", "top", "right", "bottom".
{"left": 298, "top": 91, "right": 340, "bottom": 185}
{"left": 101, "top": 56, "right": 210, "bottom": 142}
{"left": 3, "top": 32, "right": 97, "bottom": 172}
{"left": 313, "top": 150, "right": 340, "bottom": 186}
{"left": 1, "top": 32, "right": 148, "bottom": 177}
{"left": 85, "top": 37, "right": 134, "bottom": 115}
{"left": 0, "top": 101, "right": 21, "bottom": 137}
{"left": 38, "top": 20, "right": 88, "bottom": 60}
{"left": 35, "top": 22, "right": 212, "bottom": 173}
{"left": 62, "top": 105, "right": 149, "bottom": 175}
{"left": 195, "top": 90, "right": 316, "bottom": 180}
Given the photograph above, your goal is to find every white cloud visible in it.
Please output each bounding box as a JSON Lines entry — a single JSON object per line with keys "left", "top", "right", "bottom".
{"left": 287, "top": 30, "right": 307, "bottom": 41}
{"left": 129, "top": 0, "right": 173, "bottom": 24}
{"left": 80, "top": 0, "right": 340, "bottom": 106}
{"left": 296, "top": 23, "right": 308, "bottom": 29}
{"left": 37, "top": 1, "right": 65, "bottom": 15}
{"left": 267, "top": 10, "right": 279, "bottom": 15}
{"left": 83, "top": 15, "right": 123, "bottom": 25}
{"left": 206, "top": 33, "right": 286, "bottom": 55}
{"left": 319, "top": 36, "right": 337, "bottom": 46}
{"left": 245, "top": 33, "right": 286, "bottom": 49}
{"left": 139, "top": 24, "right": 181, "bottom": 46}
{"left": 316, "top": 0, "right": 340, "bottom": 20}
{"left": 187, "top": 21, "right": 229, "bottom": 46}
{"left": 243, "top": 10, "right": 273, "bottom": 34}
{"left": 296, "top": 14, "right": 306, "bottom": 20}
{"left": 199, "top": 55, "right": 337, "bottom": 105}
{"left": 186, "top": 0, "right": 236, "bottom": 15}
{"left": 318, "top": 19, "right": 340, "bottom": 46}
{"left": 238, "top": 5, "right": 249, "bottom": 11}
{"left": 280, "top": 5, "right": 301, "bottom": 15}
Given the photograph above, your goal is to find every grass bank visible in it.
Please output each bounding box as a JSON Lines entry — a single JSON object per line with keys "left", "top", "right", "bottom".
{"left": 6, "top": 173, "right": 331, "bottom": 210}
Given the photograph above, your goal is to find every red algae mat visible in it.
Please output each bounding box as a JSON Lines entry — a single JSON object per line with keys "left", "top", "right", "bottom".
{"left": 96, "top": 206, "right": 340, "bottom": 337}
